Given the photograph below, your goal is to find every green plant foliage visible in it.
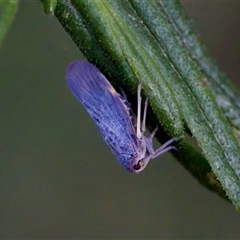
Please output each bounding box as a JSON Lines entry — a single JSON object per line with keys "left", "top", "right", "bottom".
{"left": 48, "top": 0, "right": 240, "bottom": 210}
{"left": 0, "top": 0, "right": 18, "bottom": 47}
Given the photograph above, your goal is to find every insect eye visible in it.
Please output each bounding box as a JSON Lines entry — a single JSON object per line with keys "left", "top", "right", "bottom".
{"left": 133, "top": 160, "right": 144, "bottom": 170}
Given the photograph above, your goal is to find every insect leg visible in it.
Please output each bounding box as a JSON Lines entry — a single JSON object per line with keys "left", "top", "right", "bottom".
{"left": 141, "top": 97, "right": 149, "bottom": 133}
{"left": 145, "top": 126, "right": 159, "bottom": 155}
{"left": 120, "top": 88, "right": 128, "bottom": 101}
{"left": 153, "top": 137, "right": 182, "bottom": 159}
{"left": 149, "top": 126, "right": 158, "bottom": 140}
{"left": 136, "top": 83, "right": 142, "bottom": 139}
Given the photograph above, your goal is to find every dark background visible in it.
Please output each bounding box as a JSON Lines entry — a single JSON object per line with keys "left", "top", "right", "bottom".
{"left": 1, "top": 1, "right": 240, "bottom": 238}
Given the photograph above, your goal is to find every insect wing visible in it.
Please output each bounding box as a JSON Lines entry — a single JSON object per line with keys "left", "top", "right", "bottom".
{"left": 66, "top": 61, "right": 139, "bottom": 170}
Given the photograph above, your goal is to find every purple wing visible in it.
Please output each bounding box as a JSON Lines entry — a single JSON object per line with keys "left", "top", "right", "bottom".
{"left": 66, "top": 60, "right": 139, "bottom": 171}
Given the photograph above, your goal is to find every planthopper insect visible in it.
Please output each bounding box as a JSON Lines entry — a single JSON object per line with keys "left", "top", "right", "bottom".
{"left": 66, "top": 60, "right": 181, "bottom": 173}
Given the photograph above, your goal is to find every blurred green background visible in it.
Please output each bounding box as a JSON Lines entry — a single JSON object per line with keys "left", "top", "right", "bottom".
{"left": 1, "top": 1, "right": 240, "bottom": 238}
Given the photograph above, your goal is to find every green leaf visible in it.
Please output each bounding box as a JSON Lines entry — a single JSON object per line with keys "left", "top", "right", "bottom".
{"left": 52, "top": 0, "right": 240, "bottom": 209}
{"left": 0, "top": 0, "right": 18, "bottom": 47}
{"left": 42, "top": 0, "right": 57, "bottom": 15}
{"left": 161, "top": 1, "right": 240, "bottom": 131}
